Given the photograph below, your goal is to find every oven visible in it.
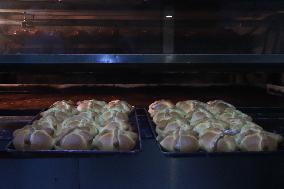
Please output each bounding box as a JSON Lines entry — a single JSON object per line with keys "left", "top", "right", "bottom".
{"left": 0, "top": 1, "right": 284, "bottom": 189}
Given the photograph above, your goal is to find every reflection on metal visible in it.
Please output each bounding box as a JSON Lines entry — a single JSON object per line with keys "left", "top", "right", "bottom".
{"left": 0, "top": 54, "right": 284, "bottom": 64}
{"left": 98, "top": 55, "right": 119, "bottom": 63}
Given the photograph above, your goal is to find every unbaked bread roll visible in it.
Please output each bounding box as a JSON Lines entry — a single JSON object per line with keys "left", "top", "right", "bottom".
{"left": 225, "top": 118, "right": 246, "bottom": 131}
{"left": 234, "top": 122, "right": 263, "bottom": 143}
{"left": 104, "top": 100, "right": 133, "bottom": 114}
{"left": 199, "top": 128, "right": 224, "bottom": 152}
{"left": 189, "top": 107, "right": 214, "bottom": 124}
{"left": 238, "top": 131, "right": 282, "bottom": 152}
{"left": 40, "top": 100, "right": 78, "bottom": 122}
{"left": 60, "top": 114, "right": 93, "bottom": 129}
{"left": 77, "top": 99, "right": 106, "bottom": 113}
{"left": 176, "top": 100, "right": 208, "bottom": 115}
{"left": 55, "top": 128, "right": 93, "bottom": 150}
{"left": 13, "top": 125, "right": 35, "bottom": 138}
{"left": 192, "top": 118, "right": 229, "bottom": 136}
{"left": 98, "top": 109, "right": 129, "bottom": 126}
{"left": 233, "top": 120, "right": 283, "bottom": 151}
{"left": 216, "top": 135, "right": 237, "bottom": 152}
{"left": 51, "top": 100, "right": 75, "bottom": 110}
{"left": 77, "top": 111, "right": 96, "bottom": 120}
{"left": 266, "top": 131, "right": 283, "bottom": 143}
{"left": 100, "top": 120, "right": 131, "bottom": 132}
{"left": 13, "top": 127, "right": 54, "bottom": 150}
{"left": 148, "top": 100, "right": 174, "bottom": 117}
{"left": 207, "top": 100, "right": 235, "bottom": 114}
{"left": 92, "top": 128, "right": 137, "bottom": 151}
{"left": 153, "top": 108, "right": 185, "bottom": 123}
{"left": 40, "top": 108, "right": 77, "bottom": 123}
{"left": 159, "top": 127, "right": 199, "bottom": 152}
{"left": 33, "top": 115, "right": 59, "bottom": 136}
{"left": 153, "top": 108, "right": 187, "bottom": 129}
{"left": 218, "top": 108, "right": 252, "bottom": 122}
{"left": 58, "top": 114, "right": 99, "bottom": 137}
{"left": 157, "top": 118, "right": 190, "bottom": 137}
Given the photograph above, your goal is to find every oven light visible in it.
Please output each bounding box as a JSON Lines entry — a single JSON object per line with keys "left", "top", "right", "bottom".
{"left": 165, "top": 15, "right": 173, "bottom": 18}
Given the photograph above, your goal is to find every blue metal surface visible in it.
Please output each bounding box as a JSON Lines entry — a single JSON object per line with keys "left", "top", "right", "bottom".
{"left": 1, "top": 54, "right": 284, "bottom": 64}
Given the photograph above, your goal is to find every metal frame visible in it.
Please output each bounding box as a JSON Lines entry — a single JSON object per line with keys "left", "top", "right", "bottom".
{"left": 0, "top": 54, "right": 284, "bottom": 64}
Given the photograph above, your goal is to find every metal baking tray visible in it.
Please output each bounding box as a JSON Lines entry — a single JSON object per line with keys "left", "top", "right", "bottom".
{"left": 134, "top": 107, "right": 154, "bottom": 139}
{"left": 145, "top": 107, "right": 284, "bottom": 157}
{"left": 0, "top": 109, "right": 41, "bottom": 140}
{"left": 6, "top": 109, "right": 142, "bottom": 157}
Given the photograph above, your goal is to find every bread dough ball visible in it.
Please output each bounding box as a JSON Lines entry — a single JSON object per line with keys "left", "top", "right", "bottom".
{"left": 104, "top": 100, "right": 133, "bottom": 114}
{"left": 157, "top": 118, "right": 190, "bottom": 137}
{"left": 77, "top": 99, "right": 106, "bottom": 114}
{"left": 199, "top": 128, "right": 223, "bottom": 152}
{"left": 56, "top": 128, "right": 93, "bottom": 150}
{"left": 160, "top": 127, "right": 199, "bottom": 152}
{"left": 98, "top": 109, "right": 129, "bottom": 126}
{"left": 13, "top": 127, "right": 54, "bottom": 150}
{"left": 216, "top": 135, "right": 237, "bottom": 152}
{"left": 189, "top": 108, "right": 214, "bottom": 125}
{"left": 148, "top": 100, "right": 174, "bottom": 117}
{"left": 192, "top": 118, "right": 229, "bottom": 136}
{"left": 176, "top": 100, "right": 208, "bottom": 115}
{"left": 153, "top": 108, "right": 187, "bottom": 129}
{"left": 218, "top": 108, "right": 252, "bottom": 122}
{"left": 93, "top": 128, "right": 137, "bottom": 151}
{"left": 207, "top": 100, "right": 235, "bottom": 114}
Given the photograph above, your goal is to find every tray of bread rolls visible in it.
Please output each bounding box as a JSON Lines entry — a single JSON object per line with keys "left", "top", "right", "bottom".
{"left": 147, "top": 100, "right": 284, "bottom": 157}
{"left": 6, "top": 99, "right": 142, "bottom": 156}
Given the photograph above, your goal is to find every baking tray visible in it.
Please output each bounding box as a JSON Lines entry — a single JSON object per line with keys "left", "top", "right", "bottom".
{"left": 0, "top": 109, "right": 41, "bottom": 140}
{"left": 145, "top": 107, "right": 284, "bottom": 157}
{"left": 134, "top": 107, "right": 154, "bottom": 139}
{"left": 6, "top": 109, "right": 142, "bottom": 157}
